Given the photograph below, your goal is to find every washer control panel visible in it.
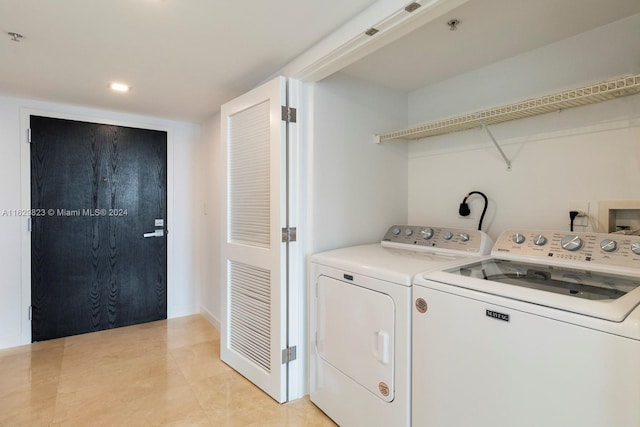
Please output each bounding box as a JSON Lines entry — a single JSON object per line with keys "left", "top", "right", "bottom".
{"left": 382, "top": 225, "right": 492, "bottom": 254}
{"left": 493, "top": 229, "right": 640, "bottom": 269}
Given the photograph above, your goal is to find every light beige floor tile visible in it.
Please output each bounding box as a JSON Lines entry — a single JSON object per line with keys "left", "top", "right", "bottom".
{"left": 0, "top": 394, "right": 57, "bottom": 427}
{"left": 0, "top": 343, "right": 64, "bottom": 426}
{"left": 0, "top": 315, "right": 334, "bottom": 427}
{"left": 165, "top": 315, "right": 219, "bottom": 349}
{"left": 53, "top": 384, "right": 211, "bottom": 427}
{"left": 0, "top": 337, "right": 65, "bottom": 359}
{"left": 171, "top": 340, "right": 232, "bottom": 383}
{"left": 0, "top": 353, "right": 62, "bottom": 397}
{"left": 191, "top": 370, "right": 337, "bottom": 427}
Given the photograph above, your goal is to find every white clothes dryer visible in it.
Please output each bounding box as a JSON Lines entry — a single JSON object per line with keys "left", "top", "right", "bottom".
{"left": 309, "top": 225, "right": 493, "bottom": 427}
{"left": 412, "top": 229, "right": 640, "bottom": 427}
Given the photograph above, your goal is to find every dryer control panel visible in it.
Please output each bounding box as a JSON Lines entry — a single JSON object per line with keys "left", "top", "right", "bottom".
{"left": 493, "top": 229, "right": 640, "bottom": 269}
{"left": 381, "top": 225, "right": 493, "bottom": 255}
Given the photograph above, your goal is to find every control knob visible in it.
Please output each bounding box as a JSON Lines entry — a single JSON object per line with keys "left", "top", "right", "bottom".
{"left": 599, "top": 239, "right": 618, "bottom": 253}
{"left": 512, "top": 233, "right": 526, "bottom": 244}
{"left": 561, "top": 235, "right": 584, "bottom": 252}
{"left": 391, "top": 227, "right": 401, "bottom": 236}
{"left": 459, "top": 232, "right": 470, "bottom": 242}
{"left": 443, "top": 231, "right": 453, "bottom": 240}
{"left": 533, "top": 235, "right": 547, "bottom": 246}
{"left": 632, "top": 242, "right": 640, "bottom": 256}
{"left": 405, "top": 228, "right": 414, "bottom": 236}
{"left": 420, "top": 228, "right": 434, "bottom": 240}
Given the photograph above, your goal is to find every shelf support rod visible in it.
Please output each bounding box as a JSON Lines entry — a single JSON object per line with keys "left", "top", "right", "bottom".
{"left": 478, "top": 118, "right": 512, "bottom": 171}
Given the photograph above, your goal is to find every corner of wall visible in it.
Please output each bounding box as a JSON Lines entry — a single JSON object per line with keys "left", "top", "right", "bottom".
{"left": 199, "top": 305, "right": 221, "bottom": 331}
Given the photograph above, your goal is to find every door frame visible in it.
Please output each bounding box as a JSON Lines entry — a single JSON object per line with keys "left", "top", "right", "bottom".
{"left": 19, "top": 109, "right": 174, "bottom": 345}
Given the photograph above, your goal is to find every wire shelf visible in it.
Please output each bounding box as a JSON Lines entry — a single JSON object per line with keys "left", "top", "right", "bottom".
{"left": 375, "top": 74, "right": 640, "bottom": 143}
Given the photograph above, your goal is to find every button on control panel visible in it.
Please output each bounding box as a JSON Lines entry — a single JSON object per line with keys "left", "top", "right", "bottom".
{"left": 494, "top": 229, "right": 640, "bottom": 269}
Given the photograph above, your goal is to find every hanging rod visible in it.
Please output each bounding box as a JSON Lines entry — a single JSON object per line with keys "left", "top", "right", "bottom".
{"left": 374, "top": 73, "right": 640, "bottom": 143}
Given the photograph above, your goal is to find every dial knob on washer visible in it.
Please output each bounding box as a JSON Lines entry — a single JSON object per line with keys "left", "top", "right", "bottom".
{"left": 561, "top": 235, "right": 584, "bottom": 251}
{"left": 631, "top": 242, "right": 640, "bottom": 255}
{"left": 443, "top": 231, "right": 453, "bottom": 240}
{"left": 404, "top": 228, "right": 414, "bottom": 236}
{"left": 459, "top": 233, "right": 470, "bottom": 242}
{"left": 533, "top": 235, "right": 547, "bottom": 246}
{"left": 599, "top": 239, "right": 618, "bottom": 253}
{"left": 391, "top": 227, "right": 401, "bottom": 236}
{"left": 512, "top": 233, "right": 526, "bottom": 244}
{"left": 421, "top": 228, "right": 434, "bottom": 240}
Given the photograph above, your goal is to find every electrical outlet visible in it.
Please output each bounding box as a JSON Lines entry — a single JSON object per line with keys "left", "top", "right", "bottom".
{"left": 569, "top": 201, "right": 590, "bottom": 227}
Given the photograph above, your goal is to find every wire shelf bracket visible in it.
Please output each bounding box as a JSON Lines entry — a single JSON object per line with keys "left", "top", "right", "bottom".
{"left": 478, "top": 118, "right": 512, "bottom": 171}
{"left": 374, "top": 73, "right": 640, "bottom": 145}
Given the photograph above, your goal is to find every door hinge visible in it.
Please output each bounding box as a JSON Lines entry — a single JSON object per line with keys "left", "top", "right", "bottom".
{"left": 27, "top": 217, "right": 32, "bottom": 232}
{"left": 281, "top": 106, "right": 297, "bottom": 123}
{"left": 281, "top": 227, "right": 297, "bottom": 243}
{"left": 27, "top": 128, "right": 32, "bottom": 143}
{"left": 28, "top": 305, "right": 32, "bottom": 320}
{"left": 282, "top": 346, "right": 297, "bottom": 364}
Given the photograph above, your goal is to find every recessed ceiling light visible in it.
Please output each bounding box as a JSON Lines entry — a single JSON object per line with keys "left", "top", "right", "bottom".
{"left": 109, "top": 82, "right": 131, "bottom": 92}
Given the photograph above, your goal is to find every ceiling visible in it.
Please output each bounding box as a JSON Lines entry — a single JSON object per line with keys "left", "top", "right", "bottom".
{"left": 1, "top": 0, "right": 638, "bottom": 125}
{"left": 0, "top": 0, "right": 377, "bottom": 123}
{"left": 341, "top": 0, "right": 640, "bottom": 92}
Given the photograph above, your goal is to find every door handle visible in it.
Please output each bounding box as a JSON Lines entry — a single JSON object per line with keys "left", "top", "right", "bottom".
{"left": 143, "top": 229, "right": 164, "bottom": 238}
{"left": 372, "top": 330, "right": 390, "bottom": 365}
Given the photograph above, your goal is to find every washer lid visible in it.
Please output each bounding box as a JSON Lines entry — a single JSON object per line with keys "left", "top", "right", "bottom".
{"left": 425, "top": 258, "right": 640, "bottom": 322}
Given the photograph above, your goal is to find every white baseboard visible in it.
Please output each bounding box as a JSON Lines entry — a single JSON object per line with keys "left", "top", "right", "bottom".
{"left": 167, "top": 304, "right": 199, "bottom": 320}
{"left": 199, "top": 305, "right": 221, "bottom": 331}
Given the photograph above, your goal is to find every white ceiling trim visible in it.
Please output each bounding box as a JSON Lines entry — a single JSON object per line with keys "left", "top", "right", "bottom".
{"left": 282, "top": 0, "right": 469, "bottom": 82}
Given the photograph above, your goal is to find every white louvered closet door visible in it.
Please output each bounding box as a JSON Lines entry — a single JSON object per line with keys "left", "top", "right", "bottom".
{"left": 221, "top": 76, "right": 289, "bottom": 403}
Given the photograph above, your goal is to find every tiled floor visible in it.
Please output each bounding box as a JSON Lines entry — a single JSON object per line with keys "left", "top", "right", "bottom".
{"left": 0, "top": 315, "right": 336, "bottom": 426}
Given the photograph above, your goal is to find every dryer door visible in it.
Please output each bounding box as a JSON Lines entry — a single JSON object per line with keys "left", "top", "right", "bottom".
{"left": 317, "top": 275, "right": 395, "bottom": 402}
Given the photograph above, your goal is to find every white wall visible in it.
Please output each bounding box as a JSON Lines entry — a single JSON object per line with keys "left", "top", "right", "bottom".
{"left": 408, "top": 13, "right": 640, "bottom": 125}
{"left": 309, "top": 73, "right": 410, "bottom": 253}
{"left": 0, "top": 95, "right": 202, "bottom": 349}
{"left": 197, "top": 112, "right": 222, "bottom": 328}
{"left": 0, "top": 98, "right": 23, "bottom": 349}
{"left": 406, "top": 14, "right": 640, "bottom": 240}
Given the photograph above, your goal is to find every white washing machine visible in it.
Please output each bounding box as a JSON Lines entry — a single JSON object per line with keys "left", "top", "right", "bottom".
{"left": 310, "top": 225, "right": 493, "bottom": 427}
{"left": 412, "top": 229, "right": 640, "bottom": 427}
